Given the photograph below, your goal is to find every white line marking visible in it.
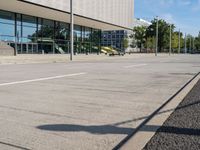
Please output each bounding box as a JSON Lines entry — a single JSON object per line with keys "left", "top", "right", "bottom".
{"left": 124, "top": 64, "right": 147, "bottom": 68}
{"left": 0, "top": 72, "right": 87, "bottom": 87}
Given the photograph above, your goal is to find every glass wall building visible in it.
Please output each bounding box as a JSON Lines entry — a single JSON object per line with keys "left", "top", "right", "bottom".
{"left": 101, "top": 30, "right": 128, "bottom": 51}
{"left": 0, "top": 0, "right": 133, "bottom": 55}
{"left": 0, "top": 10, "right": 101, "bottom": 54}
{"left": 102, "top": 19, "right": 151, "bottom": 52}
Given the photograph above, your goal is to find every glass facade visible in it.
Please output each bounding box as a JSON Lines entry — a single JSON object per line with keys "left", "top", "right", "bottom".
{"left": 101, "top": 30, "right": 127, "bottom": 50}
{"left": 0, "top": 10, "right": 101, "bottom": 54}
{"left": 0, "top": 10, "right": 15, "bottom": 42}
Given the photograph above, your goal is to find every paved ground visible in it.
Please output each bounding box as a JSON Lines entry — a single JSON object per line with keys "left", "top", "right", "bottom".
{"left": 143, "top": 79, "right": 200, "bottom": 150}
{"left": 0, "top": 53, "right": 165, "bottom": 64}
{"left": 0, "top": 54, "right": 151, "bottom": 64}
{"left": 0, "top": 54, "right": 199, "bottom": 150}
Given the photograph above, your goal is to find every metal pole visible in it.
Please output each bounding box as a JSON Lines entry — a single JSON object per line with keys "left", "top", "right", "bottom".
{"left": 70, "top": 0, "right": 74, "bottom": 61}
{"left": 14, "top": 14, "right": 18, "bottom": 56}
{"left": 184, "top": 33, "right": 187, "bottom": 54}
{"left": 193, "top": 37, "right": 195, "bottom": 51}
{"left": 155, "top": 16, "right": 158, "bottom": 56}
{"left": 178, "top": 29, "right": 181, "bottom": 53}
{"left": 169, "top": 24, "right": 172, "bottom": 55}
{"left": 190, "top": 37, "right": 192, "bottom": 53}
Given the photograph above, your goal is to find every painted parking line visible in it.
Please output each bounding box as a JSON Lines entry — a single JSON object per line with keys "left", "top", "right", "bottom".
{"left": 124, "top": 64, "right": 147, "bottom": 68}
{"left": 0, "top": 72, "right": 87, "bottom": 87}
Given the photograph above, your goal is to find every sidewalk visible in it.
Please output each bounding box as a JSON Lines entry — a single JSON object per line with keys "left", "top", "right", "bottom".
{"left": 0, "top": 53, "right": 170, "bottom": 65}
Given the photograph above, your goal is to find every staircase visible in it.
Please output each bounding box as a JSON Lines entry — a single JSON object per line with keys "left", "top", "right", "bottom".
{"left": 55, "top": 43, "right": 65, "bottom": 54}
{"left": 0, "top": 41, "right": 15, "bottom": 56}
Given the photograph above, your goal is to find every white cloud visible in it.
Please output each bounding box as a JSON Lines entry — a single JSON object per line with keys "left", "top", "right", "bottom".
{"left": 136, "top": 0, "right": 200, "bottom": 36}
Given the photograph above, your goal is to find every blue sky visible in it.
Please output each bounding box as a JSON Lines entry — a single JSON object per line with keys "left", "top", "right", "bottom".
{"left": 135, "top": 0, "right": 200, "bottom": 36}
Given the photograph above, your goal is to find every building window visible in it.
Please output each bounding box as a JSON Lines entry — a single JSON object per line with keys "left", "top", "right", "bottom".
{"left": 0, "top": 9, "right": 101, "bottom": 54}
{"left": 83, "top": 27, "right": 91, "bottom": 42}
{"left": 42, "top": 19, "right": 54, "bottom": 39}
{"left": 0, "top": 10, "right": 15, "bottom": 41}
{"left": 22, "top": 15, "right": 37, "bottom": 43}
{"left": 74, "top": 25, "right": 82, "bottom": 42}
{"left": 55, "top": 21, "right": 69, "bottom": 41}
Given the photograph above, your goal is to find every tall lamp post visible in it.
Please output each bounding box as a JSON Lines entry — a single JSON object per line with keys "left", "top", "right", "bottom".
{"left": 70, "top": 0, "right": 74, "bottom": 61}
{"left": 178, "top": 29, "right": 181, "bottom": 53}
{"left": 155, "top": 16, "right": 158, "bottom": 56}
{"left": 169, "top": 24, "right": 172, "bottom": 55}
{"left": 184, "top": 33, "right": 187, "bottom": 54}
{"left": 193, "top": 37, "right": 195, "bottom": 52}
{"left": 190, "top": 37, "right": 192, "bottom": 53}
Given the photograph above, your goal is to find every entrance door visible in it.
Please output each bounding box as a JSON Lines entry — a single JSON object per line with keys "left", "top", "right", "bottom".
{"left": 40, "top": 43, "right": 54, "bottom": 54}
{"left": 20, "top": 43, "right": 38, "bottom": 54}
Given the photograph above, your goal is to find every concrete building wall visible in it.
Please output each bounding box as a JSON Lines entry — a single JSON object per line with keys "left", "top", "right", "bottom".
{"left": 24, "top": 0, "right": 134, "bottom": 29}
{"left": 0, "top": 42, "right": 15, "bottom": 56}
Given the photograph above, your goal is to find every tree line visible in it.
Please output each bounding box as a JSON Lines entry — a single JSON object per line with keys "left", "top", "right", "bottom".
{"left": 132, "top": 18, "right": 200, "bottom": 53}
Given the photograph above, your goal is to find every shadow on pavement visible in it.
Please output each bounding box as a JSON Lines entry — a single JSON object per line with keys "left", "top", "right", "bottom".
{"left": 155, "top": 125, "right": 200, "bottom": 136}
{"left": 37, "top": 98, "right": 200, "bottom": 136}
{"left": 37, "top": 124, "right": 133, "bottom": 135}
{"left": 114, "top": 100, "right": 200, "bottom": 126}
{"left": 37, "top": 123, "right": 200, "bottom": 136}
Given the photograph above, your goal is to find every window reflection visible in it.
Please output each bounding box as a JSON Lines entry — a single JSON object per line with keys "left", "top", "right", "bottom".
{"left": 83, "top": 27, "right": 91, "bottom": 42}
{"left": 21, "top": 15, "right": 37, "bottom": 44}
{"left": 0, "top": 9, "right": 101, "bottom": 54}
{"left": 0, "top": 10, "right": 15, "bottom": 39}
{"left": 42, "top": 19, "right": 54, "bottom": 39}
{"left": 74, "top": 25, "right": 82, "bottom": 42}
{"left": 55, "top": 21, "right": 69, "bottom": 41}
{"left": 0, "top": 24, "right": 15, "bottom": 37}
{"left": 22, "top": 15, "right": 37, "bottom": 27}
{"left": 0, "top": 10, "right": 15, "bottom": 24}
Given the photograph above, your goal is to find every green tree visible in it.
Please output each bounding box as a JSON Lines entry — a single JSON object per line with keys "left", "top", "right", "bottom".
{"left": 194, "top": 32, "right": 200, "bottom": 53}
{"left": 146, "top": 18, "right": 175, "bottom": 52}
{"left": 171, "top": 32, "right": 179, "bottom": 52}
{"left": 146, "top": 37, "right": 156, "bottom": 53}
{"left": 122, "top": 37, "right": 129, "bottom": 50}
{"left": 129, "top": 34, "right": 137, "bottom": 48}
{"left": 133, "top": 26, "right": 147, "bottom": 52}
{"left": 186, "top": 34, "right": 193, "bottom": 53}
{"left": 180, "top": 33, "right": 185, "bottom": 49}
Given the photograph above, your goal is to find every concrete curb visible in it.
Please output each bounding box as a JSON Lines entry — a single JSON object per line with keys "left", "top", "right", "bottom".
{"left": 116, "top": 72, "right": 200, "bottom": 150}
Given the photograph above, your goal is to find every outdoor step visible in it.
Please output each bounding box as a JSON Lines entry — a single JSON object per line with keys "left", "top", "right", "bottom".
{"left": 0, "top": 41, "right": 15, "bottom": 56}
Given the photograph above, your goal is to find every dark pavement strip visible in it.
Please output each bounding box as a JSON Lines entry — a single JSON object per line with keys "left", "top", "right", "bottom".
{"left": 143, "top": 79, "right": 200, "bottom": 150}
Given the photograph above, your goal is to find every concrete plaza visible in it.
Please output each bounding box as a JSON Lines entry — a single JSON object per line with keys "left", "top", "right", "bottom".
{"left": 0, "top": 54, "right": 199, "bottom": 150}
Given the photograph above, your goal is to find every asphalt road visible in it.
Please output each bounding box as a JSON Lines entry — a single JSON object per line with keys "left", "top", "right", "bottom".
{"left": 0, "top": 54, "right": 199, "bottom": 150}
{"left": 143, "top": 79, "right": 200, "bottom": 150}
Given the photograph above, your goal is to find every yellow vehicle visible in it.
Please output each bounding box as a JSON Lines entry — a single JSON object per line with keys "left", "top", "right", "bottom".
{"left": 101, "top": 46, "right": 125, "bottom": 56}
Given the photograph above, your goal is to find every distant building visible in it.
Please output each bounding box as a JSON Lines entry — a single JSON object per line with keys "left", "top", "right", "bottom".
{"left": 129, "top": 18, "right": 151, "bottom": 53}
{"left": 133, "top": 18, "right": 151, "bottom": 27}
{"left": 101, "top": 30, "right": 127, "bottom": 51}
{"left": 101, "top": 18, "right": 151, "bottom": 52}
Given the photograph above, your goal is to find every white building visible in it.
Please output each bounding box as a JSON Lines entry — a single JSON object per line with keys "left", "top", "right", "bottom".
{"left": 133, "top": 18, "right": 151, "bottom": 27}
{"left": 126, "top": 18, "right": 151, "bottom": 53}
{"left": 102, "top": 18, "right": 151, "bottom": 53}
